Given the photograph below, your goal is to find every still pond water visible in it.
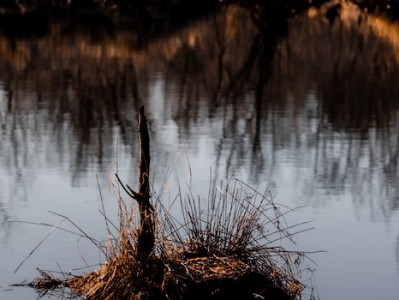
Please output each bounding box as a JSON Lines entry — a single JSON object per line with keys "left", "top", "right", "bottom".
{"left": 1, "top": 4, "right": 399, "bottom": 300}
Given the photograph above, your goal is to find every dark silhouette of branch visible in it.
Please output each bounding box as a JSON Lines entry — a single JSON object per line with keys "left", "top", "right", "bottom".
{"left": 136, "top": 106, "right": 155, "bottom": 259}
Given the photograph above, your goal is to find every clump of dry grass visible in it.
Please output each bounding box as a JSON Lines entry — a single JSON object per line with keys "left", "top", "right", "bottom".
{"left": 27, "top": 175, "right": 311, "bottom": 300}
{"left": 22, "top": 174, "right": 312, "bottom": 300}
{"left": 156, "top": 177, "right": 310, "bottom": 298}
{"left": 63, "top": 181, "right": 166, "bottom": 300}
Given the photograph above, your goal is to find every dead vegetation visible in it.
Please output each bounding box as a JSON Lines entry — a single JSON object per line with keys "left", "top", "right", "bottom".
{"left": 23, "top": 106, "right": 313, "bottom": 300}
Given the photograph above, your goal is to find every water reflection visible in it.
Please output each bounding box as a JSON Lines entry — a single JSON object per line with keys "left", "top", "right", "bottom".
{"left": 279, "top": 3, "right": 399, "bottom": 215}
{"left": 0, "top": 5, "right": 399, "bottom": 204}
{"left": 0, "top": 2, "right": 398, "bottom": 214}
{"left": 1, "top": 2, "right": 399, "bottom": 298}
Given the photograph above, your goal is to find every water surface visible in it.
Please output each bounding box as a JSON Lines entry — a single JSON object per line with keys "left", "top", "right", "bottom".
{"left": 1, "top": 3, "right": 399, "bottom": 299}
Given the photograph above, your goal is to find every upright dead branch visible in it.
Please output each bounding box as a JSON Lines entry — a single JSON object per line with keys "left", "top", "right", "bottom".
{"left": 114, "top": 105, "right": 155, "bottom": 259}
{"left": 135, "top": 105, "right": 155, "bottom": 259}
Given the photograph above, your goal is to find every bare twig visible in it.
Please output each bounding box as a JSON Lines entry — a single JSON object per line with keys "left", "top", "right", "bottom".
{"left": 115, "top": 173, "right": 135, "bottom": 199}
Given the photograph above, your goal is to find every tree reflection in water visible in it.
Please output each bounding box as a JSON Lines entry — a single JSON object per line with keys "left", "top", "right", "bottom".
{"left": 0, "top": 2, "right": 399, "bottom": 211}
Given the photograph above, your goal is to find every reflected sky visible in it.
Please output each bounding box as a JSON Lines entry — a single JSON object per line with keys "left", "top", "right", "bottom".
{"left": 1, "top": 3, "right": 399, "bottom": 300}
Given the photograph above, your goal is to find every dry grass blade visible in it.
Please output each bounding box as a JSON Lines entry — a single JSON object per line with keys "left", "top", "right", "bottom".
{"left": 14, "top": 218, "right": 66, "bottom": 273}
{"left": 48, "top": 211, "right": 104, "bottom": 255}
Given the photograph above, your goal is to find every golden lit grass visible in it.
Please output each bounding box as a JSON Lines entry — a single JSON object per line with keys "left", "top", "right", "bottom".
{"left": 27, "top": 175, "right": 311, "bottom": 300}
{"left": 159, "top": 178, "right": 309, "bottom": 298}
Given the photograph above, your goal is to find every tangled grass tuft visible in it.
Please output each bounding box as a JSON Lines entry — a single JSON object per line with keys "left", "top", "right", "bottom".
{"left": 156, "top": 177, "right": 309, "bottom": 299}
{"left": 29, "top": 176, "right": 311, "bottom": 300}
